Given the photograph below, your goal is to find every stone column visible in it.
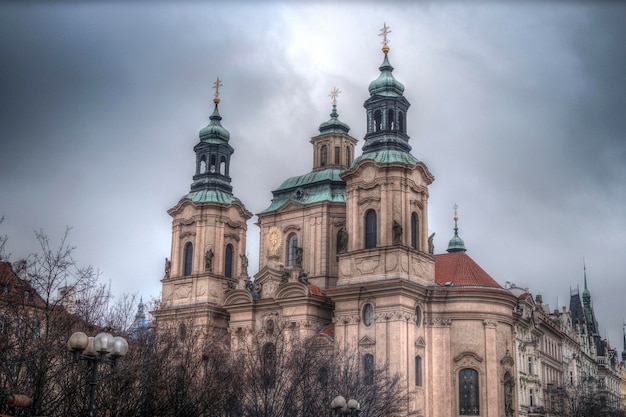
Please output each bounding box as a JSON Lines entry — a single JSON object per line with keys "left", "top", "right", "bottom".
{"left": 484, "top": 319, "right": 498, "bottom": 417}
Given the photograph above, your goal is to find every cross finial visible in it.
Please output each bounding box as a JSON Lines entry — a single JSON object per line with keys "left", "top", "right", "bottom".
{"left": 212, "top": 77, "right": 223, "bottom": 104}
{"left": 453, "top": 203, "right": 459, "bottom": 221}
{"left": 379, "top": 23, "right": 391, "bottom": 53}
{"left": 329, "top": 86, "right": 341, "bottom": 106}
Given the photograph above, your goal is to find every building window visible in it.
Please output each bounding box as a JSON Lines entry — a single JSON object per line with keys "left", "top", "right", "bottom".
{"left": 415, "top": 306, "right": 422, "bottom": 326}
{"left": 398, "top": 111, "right": 405, "bottom": 133}
{"left": 363, "top": 354, "right": 374, "bottom": 385}
{"left": 459, "top": 368, "right": 479, "bottom": 415}
{"left": 411, "top": 212, "right": 419, "bottom": 249}
{"left": 346, "top": 147, "right": 351, "bottom": 165}
{"left": 199, "top": 155, "right": 207, "bottom": 174}
{"left": 529, "top": 388, "right": 534, "bottom": 407}
{"left": 528, "top": 356, "right": 533, "bottom": 374}
{"left": 387, "top": 109, "right": 395, "bottom": 129}
{"left": 365, "top": 209, "right": 377, "bottom": 248}
{"left": 321, "top": 145, "right": 328, "bottom": 166}
{"left": 262, "top": 342, "right": 276, "bottom": 388}
{"left": 374, "top": 110, "right": 382, "bottom": 132}
{"left": 287, "top": 234, "right": 298, "bottom": 266}
{"left": 225, "top": 244, "right": 234, "bottom": 278}
{"left": 362, "top": 303, "right": 374, "bottom": 327}
{"left": 183, "top": 242, "right": 193, "bottom": 276}
{"left": 335, "top": 146, "right": 340, "bottom": 164}
{"left": 220, "top": 156, "right": 227, "bottom": 175}
{"left": 415, "top": 355, "right": 422, "bottom": 386}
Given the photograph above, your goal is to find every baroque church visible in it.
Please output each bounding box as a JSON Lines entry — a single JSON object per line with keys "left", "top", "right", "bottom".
{"left": 154, "top": 28, "right": 521, "bottom": 417}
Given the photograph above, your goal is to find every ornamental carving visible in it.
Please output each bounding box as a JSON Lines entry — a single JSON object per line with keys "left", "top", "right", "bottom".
{"left": 424, "top": 315, "right": 452, "bottom": 327}
{"left": 355, "top": 256, "right": 380, "bottom": 274}
{"left": 332, "top": 314, "right": 360, "bottom": 325}
{"left": 483, "top": 319, "right": 498, "bottom": 329}
{"left": 262, "top": 280, "right": 279, "bottom": 298}
{"left": 415, "top": 336, "right": 426, "bottom": 347}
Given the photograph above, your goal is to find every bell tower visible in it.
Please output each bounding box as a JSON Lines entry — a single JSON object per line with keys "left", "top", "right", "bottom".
{"left": 156, "top": 78, "right": 252, "bottom": 331}
{"left": 338, "top": 24, "right": 435, "bottom": 287}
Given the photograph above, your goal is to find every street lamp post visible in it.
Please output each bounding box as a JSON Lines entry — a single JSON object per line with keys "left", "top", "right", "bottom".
{"left": 67, "top": 331, "right": 129, "bottom": 417}
{"left": 331, "top": 395, "right": 360, "bottom": 416}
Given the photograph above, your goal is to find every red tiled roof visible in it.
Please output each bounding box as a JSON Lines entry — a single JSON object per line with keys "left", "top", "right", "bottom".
{"left": 320, "top": 322, "right": 334, "bottom": 338}
{"left": 434, "top": 252, "right": 502, "bottom": 289}
{"left": 308, "top": 284, "right": 324, "bottom": 296}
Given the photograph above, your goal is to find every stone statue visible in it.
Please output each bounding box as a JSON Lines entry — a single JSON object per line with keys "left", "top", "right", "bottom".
{"left": 240, "top": 253, "right": 248, "bottom": 275}
{"left": 295, "top": 246, "right": 303, "bottom": 267}
{"left": 504, "top": 375, "right": 514, "bottom": 417}
{"left": 225, "top": 281, "right": 235, "bottom": 292}
{"left": 428, "top": 233, "right": 435, "bottom": 254}
{"left": 205, "top": 249, "right": 214, "bottom": 272}
{"left": 164, "top": 257, "right": 171, "bottom": 278}
{"left": 281, "top": 270, "right": 291, "bottom": 283}
{"left": 245, "top": 278, "right": 254, "bottom": 293}
{"left": 298, "top": 271, "right": 309, "bottom": 285}
{"left": 338, "top": 227, "right": 348, "bottom": 253}
{"left": 393, "top": 220, "right": 403, "bottom": 244}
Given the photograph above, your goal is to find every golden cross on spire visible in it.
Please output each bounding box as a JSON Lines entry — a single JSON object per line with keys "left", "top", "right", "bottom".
{"left": 329, "top": 86, "right": 341, "bottom": 106}
{"left": 453, "top": 203, "right": 459, "bottom": 221}
{"left": 212, "top": 77, "right": 223, "bottom": 104}
{"left": 379, "top": 22, "right": 391, "bottom": 52}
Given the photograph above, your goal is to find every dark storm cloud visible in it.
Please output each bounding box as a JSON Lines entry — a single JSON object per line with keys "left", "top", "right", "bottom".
{"left": 0, "top": 3, "right": 624, "bottom": 342}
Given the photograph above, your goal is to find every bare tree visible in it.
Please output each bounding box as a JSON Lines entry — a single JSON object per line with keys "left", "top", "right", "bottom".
{"left": 234, "top": 323, "right": 411, "bottom": 417}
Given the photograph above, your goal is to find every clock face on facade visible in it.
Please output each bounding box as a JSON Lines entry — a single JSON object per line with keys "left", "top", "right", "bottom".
{"left": 266, "top": 226, "right": 281, "bottom": 256}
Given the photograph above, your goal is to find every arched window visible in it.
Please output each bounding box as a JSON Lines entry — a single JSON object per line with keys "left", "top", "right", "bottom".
{"left": 374, "top": 110, "right": 382, "bottom": 132}
{"left": 225, "top": 244, "right": 234, "bottom": 278}
{"left": 398, "top": 111, "right": 405, "bottom": 133}
{"left": 459, "top": 368, "right": 479, "bottom": 415}
{"left": 387, "top": 109, "right": 395, "bottom": 130}
{"left": 200, "top": 156, "right": 207, "bottom": 174}
{"left": 363, "top": 354, "right": 374, "bottom": 385}
{"left": 287, "top": 234, "right": 298, "bottom": 266}
{"left": 220, "top": 156, "right": 227, "bottom": 175}
{"left": 411, "top": 212, "right": 419, "bottom": 249}
{"left": 415, "top": 355, "right": 422, "bottom": 386}
{"left": 210, "top": 154, "right": 217, "bottom": 173}
{"left": 346, "top": 147, "right": 351, "bottom": 165}
{"left": 262, "top": 342, "right": 277, "bottom": 388}
{"left": 365, "top": 209, "right": 377, "bottom": 248}
{"left": 334, "top": 146, "right": 340, "bottom": 164}
{"left": 320, "top": 145, "right": 328, "bottom": 166}
{"left": 183, "top": 242, "right": 193, "bottom": 276}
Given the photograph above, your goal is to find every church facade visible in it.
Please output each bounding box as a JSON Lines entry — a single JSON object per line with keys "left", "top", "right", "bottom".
{"left": 154, "top": 31, "right": 561, "bottom": 417}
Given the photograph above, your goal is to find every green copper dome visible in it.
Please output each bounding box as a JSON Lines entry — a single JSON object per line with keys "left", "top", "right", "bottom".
{"left": 447, "top": 209, "right": 467, "bottom": 253}
{"left": 318, "top": 104, "right": 350, "bottom": 134}
{"left": 368, "top": 54, "right": 405, "bottom": 97}
{"left": 199, "top": 103, "right": 230, "bottom": 143}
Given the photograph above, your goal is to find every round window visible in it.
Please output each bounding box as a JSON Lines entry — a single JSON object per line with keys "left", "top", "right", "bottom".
{"left": 363, "top": 303, "right": 374, "bottom": 326}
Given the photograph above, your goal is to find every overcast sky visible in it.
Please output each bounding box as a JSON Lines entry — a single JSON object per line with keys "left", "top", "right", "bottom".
{"left": 1, "top": 2, "right": 624, "bottom": 346}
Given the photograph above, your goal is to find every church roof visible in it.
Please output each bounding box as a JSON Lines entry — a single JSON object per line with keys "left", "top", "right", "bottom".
{"left": 351, "top": 149, "right": 419, "bottom": 167}
{"left": 434, "top": 251, "right": 503, "bottom": 289}
{"left": 259, "top": 168, "right": 346, "bottom": 213}
{"left": 180, "top": 189, "right": 243, "bottom": 205}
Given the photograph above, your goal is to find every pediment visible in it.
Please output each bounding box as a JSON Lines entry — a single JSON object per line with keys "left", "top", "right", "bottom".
{"left": 224, "top": 289, "right": 253, "bottom": 306}
{"left": 276, "top": 200, "right": 305, "bottom": 213}
{"left": 453, "top": 351, "right": 483, "bottom": 363}
{"left": 254, "top": 266, "right": 283, "bottom": 285}
{"left": 358, "top": 335, "right": 376, "bottom": 346}
{"left": 275, "top": 282, "right": 309, "bottom": 300}
{"left": 415, "top": 336, "right": 426, "bottom": 347}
